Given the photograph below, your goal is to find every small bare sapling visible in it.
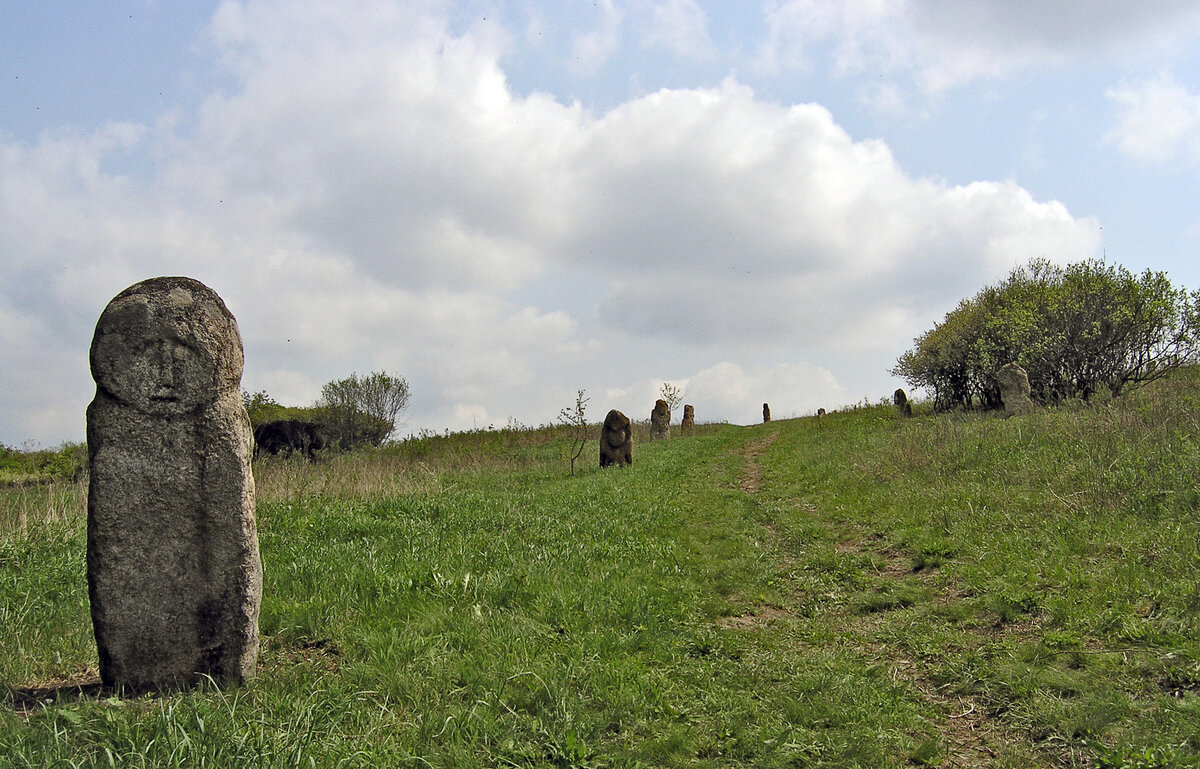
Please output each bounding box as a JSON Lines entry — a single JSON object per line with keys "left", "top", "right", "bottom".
{"left": 659, "top": 382, "right": 684, "bottom": 415}
{"left": 558, "top": 389, "right": 590, "bottom": 476}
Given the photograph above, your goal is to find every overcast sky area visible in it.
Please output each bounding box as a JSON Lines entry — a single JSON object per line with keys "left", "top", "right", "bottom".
{"left": 4, "top": 1, "right": 1200, "bottom": 447}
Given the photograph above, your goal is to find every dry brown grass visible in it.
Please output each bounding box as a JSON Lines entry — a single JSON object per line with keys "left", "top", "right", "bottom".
{"left": 0, "top": 477, "right": 86, "bottom": 535}
{"left": 252, "top": 451, "right": 444, "bottom": 504}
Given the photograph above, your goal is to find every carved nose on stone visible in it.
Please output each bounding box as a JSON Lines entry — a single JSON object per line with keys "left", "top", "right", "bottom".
{"left": 149, "top": 341, "right": 177, "bottom": 398}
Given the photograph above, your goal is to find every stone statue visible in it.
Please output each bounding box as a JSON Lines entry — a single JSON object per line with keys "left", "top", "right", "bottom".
{"left": 681, "top": 404, "right": 695, "bottom": 436}
{"left": 87, "top": 276, "right": 261, "bottom": 691}
{"left": 599, "top": 409, "right": 633, "bottom": 467}
{"left": 650, "top": 399, "right": 670, "bottom": 440}
{"left": 995, "top": 362, "right": 1033, "bottom": 414}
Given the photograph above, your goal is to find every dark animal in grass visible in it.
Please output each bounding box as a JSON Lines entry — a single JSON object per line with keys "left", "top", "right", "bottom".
{"left": 253, "top": 419, "right": 328, "bottom": 458}
{"left": 599, "top": 409, "right": 633, "bottom": 468}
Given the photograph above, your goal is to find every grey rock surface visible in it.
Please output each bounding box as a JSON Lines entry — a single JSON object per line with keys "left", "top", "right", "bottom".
{"left": 995, "top": 362, "right": 1033, "bottom": 414}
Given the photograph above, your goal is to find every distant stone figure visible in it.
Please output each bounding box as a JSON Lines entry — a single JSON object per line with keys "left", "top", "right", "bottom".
{"left": 762, "top": 403, "right": 771, "bottom": 423}
{"left": 995, "top": 362, "right": 1033, "bottom": 414}
{"left": 87, "top": 276, "right": 261, "bottom": 691}
{"left": 650, "top": 399, "right": 671, "bottom": 440}
{"left": 893, "top": 388, "right": 913, "bottom": 417}
{"left": 254, "top": 419, "right": 327, "bottom": 459}
{"left": 681, "top": 404, "right": 695, "bottom": 436}
{"left": 817, "top": 408, "right": 826, "bottom": 416}
{"left": 599, "top": 409, "right": 633, "bottom": 467}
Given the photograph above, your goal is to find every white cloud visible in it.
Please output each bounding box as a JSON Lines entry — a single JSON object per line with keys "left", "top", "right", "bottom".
{"left": 571, "top": 0, "right": 624, "bottom": 75}
{"left": 757, "top": 0, "right": 1200, "bottom": 92}
{"left": 757, "top": 0, "right": 903, "bottom": 76}
{"left": 0, "top": 0, "right": 1103, "bottom": 445}
{"left": 607, "top": 361, "right": 846, "bottom": 425}
{"left": 686, "top": 361, "right": 845, "bottom": 422}
{"left": 640, "top": 0, "right": 715, "bottom": 60}
{"left": 1106, "top": 73, "right": 1200, "bottom": 165}
{"left": 570, "top": 82, "right": 1098, "bottom": 347}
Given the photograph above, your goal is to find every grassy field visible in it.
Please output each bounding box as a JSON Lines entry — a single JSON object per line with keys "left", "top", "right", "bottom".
{"left": 2, "top": 376, "right": 1200, "bottom": 767}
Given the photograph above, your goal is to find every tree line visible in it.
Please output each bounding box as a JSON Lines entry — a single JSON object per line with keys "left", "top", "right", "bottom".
{"left": 894, "top": 258, "right": 1200, "bottom": 410}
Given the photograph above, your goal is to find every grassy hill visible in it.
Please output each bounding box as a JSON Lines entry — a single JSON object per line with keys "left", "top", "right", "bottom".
{"left": 3, "top": 375, "right": 1200, "bottom": 767}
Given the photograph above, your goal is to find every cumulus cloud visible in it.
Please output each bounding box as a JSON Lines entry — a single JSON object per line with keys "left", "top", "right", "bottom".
{"left": 0, "top": 0, "right": 1102, "bottom": 445}
{"left": 1106, "top": 73, "right": 1200, "bottom": 165}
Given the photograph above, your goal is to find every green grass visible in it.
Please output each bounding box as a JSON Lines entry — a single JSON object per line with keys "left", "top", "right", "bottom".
{"left": 3, "top": 375, "right": 1200, "bottom": 766}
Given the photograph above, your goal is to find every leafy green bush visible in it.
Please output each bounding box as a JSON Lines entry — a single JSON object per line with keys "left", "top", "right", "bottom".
{"left": 242, "top": 390, "right": 332, "bottom": 436}
{"left": 895, "top": 258, "right": 1200, "bottom": 409}
{"left": 0, "top": 442, "right": 87, "bottom": 483}
{"left": 244, "top": 371, "right": 409, "bottom": 452}
{"left": 315, "top": 371, "right": 410, "bottom": 448}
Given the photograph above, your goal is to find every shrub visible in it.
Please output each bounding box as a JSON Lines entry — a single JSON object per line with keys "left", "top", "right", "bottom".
{"left": 316, "top": 371, "right": 411, "bottom": 448}
{"left": 894, "top": 259, "right": 1200, "bottom": 409}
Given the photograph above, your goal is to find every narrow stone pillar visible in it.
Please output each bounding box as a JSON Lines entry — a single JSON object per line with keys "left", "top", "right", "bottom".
{"left": 650, "top": 399, "right": 671, "bottom": 440}
{"left": 681, "top": 404, "right": 695, "bottom": 436}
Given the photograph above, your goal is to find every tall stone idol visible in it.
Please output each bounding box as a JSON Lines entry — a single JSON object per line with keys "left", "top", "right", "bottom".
{"left": 87, "top": 277, "right": 261, "bottom": 691}
{"left": 762, "top": 403, "right": 771, "bottom": 423}
{"left": 680, "top": 404, "right": 695, "bottom": 436}
{"left": 650, "top": 399, "right": 671, "bottom": 440}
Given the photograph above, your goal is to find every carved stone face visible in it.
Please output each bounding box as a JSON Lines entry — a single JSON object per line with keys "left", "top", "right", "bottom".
{"left": 91, "top": 279, "right": 241, "bottom": 416}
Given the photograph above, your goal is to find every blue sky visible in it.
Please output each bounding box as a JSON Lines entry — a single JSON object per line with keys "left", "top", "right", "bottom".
{"left": 3, "top": 1, "right": 1200, "bottom": 446}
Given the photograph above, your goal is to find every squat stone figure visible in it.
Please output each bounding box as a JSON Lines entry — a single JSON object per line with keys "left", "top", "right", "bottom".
{"left": 599, "top": 409, "right": 633, "bottom": 467}
{"left": 87, "top": 276, "right": 261, "bottom": 691}
{"left": 650, "top": 399, "right": 671, "bottom": 440}
{"left": 681, "top": 404, "right": 695, "bottom": 436}
{"left": 762, "top": 403, "right": 771, "bottom": 423}
{"left": 893, "top": 388, "right": 913, "bottom": 417}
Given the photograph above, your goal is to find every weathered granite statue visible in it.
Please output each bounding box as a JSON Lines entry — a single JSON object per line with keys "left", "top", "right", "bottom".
{"left": 762, "top": 403, "right": 771, "bottom": 423}
{"left": 681, "top": 404, "right": 695, "bottom": 436}
{"left": 893, "top": 388, "right": 913, "bottom": 417}
{"left": 599, "top": 409, "right": 633, "bottom": 467}
{"left": 995, "top": 362, "right": 1033, "bottom": 414}
{"left": 87, "top": 276, "right": 260, "bottom": 691}
{"left": 650, "top": 399, "right": 671, "bottom": 440}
